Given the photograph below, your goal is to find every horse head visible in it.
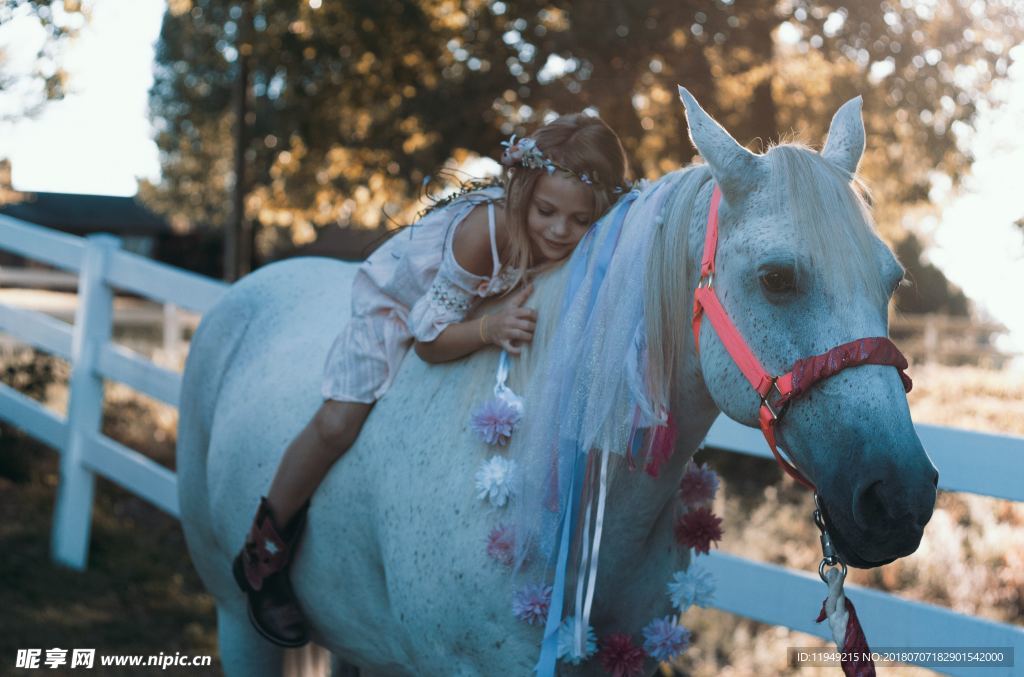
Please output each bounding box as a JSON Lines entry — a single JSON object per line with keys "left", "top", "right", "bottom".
{"left": 677, "top": 89, "right": 938, "bottom": 568}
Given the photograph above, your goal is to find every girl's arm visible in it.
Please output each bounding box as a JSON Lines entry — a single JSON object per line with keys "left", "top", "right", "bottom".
{"left": 414, "top": 204, "right": 534, "bottom": 363}
{"left": 414, "top": 285, "right": 535, "bottom": 363}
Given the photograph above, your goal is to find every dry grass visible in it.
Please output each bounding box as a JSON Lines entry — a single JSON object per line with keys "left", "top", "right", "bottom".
{"left": 0, "top": 346, "right": 219, "bottom": 675}
{"left": 906, "top": 364, "right": 1024, "bottom": 436}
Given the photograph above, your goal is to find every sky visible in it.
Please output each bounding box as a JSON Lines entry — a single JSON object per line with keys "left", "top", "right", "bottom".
{"left": 0, "top": 0, "right": 164, "bottom": 195}
{"left": 0, "top": 0, "right": 1022, "bottom": 362}
{"left": 920, "top": 49, "right": 1024, "bottom": 360}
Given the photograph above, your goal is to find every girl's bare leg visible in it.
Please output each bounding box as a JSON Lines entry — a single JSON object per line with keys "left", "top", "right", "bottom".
{"left": 265, "top": 399, "right": 373, "bottom": 526}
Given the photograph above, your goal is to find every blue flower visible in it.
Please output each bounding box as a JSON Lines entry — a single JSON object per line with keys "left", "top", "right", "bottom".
{"left": 557, "top": 617, "right": 597, "bottom": 665}
{"left": 666, "top": 565, "right": 716, "bottom": 611}
{"left": 470, "top": 396, "right": 522, "bottom": 446}
{"left": 641, "top": 616, "right": 691, "bottom": 661}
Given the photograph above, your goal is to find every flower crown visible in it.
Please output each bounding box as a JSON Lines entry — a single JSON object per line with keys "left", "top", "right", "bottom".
{"left": 500, "top": 134, "right": 629, "bottom": 195}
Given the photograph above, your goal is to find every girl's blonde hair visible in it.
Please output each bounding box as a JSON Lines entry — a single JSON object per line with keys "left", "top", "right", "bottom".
{"left": 502, "top": 113, "right": 629, "bottom": 288}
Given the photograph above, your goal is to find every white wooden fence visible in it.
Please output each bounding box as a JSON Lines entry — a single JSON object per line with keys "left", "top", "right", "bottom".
{"left": 1, "top": 214, "right": 1021, "bottom": 675}
{"left": 890, "top": 313, "right": 1009, "bottom": 368}
{"left": 0, "top": 215, "right": 225, "bottom": 567}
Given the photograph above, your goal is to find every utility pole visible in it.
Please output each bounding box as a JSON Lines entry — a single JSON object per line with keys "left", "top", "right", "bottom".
{"left": 226, "top": 0, "right": 252, "bottom": 281}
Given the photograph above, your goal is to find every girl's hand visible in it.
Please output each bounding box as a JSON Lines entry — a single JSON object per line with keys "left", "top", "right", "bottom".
{"left": 484, "top": 285, "right": 537, "bottom": 355}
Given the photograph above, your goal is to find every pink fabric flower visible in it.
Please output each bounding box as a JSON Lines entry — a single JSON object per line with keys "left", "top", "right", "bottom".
{"left": 470, "top": 396, "right": 522, "bottom": 446}
{"left": 679, "top": 460, "right": 719, "bottom": 508}
{"left": 641, "top": 616, "right": 691, "bottom": 661}
{"left": 673, "top": 506, "right": 724, "bottom": 555}
{"left": 512, "top": 583, "right": 552, "bottom": 625}
{"left": 486, "top": 524, "right": 516, "bottom": 567}
{"left": 597, "top": 633, "right": 646, "bottom": 677}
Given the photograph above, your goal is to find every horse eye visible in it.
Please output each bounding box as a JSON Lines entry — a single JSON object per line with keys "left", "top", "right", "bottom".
{"left": 760, "top": 268, "right": 795, "bottom": 293}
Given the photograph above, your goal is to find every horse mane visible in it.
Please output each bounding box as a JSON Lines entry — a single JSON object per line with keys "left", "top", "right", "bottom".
{"left": 643, "top": 164, "right": 714, "bottom": 412}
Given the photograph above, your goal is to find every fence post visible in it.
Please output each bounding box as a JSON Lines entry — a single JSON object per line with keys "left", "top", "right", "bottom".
{"left": 162, "top": 302, "right": 181, "bottom": 366}
{"left": 923, "top": 315, "right": 938, "bottom": 364}
{"left": 51, "top": 233, "right": 120, "bottom": 570}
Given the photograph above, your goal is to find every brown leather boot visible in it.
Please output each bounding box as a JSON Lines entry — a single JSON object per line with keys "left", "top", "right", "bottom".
{"left": 232, "top": 497, "right": 311, "bottom": 647}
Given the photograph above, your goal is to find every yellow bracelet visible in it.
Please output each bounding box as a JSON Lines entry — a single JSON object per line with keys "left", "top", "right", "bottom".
{"left": 479, "top": 316, "right": 488, "bottom": 344}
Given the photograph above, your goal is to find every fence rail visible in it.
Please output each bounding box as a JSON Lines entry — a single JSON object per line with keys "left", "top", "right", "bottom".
{"left": 0, "top": 267, "right": 78, "bottom": 290}
{"left": 889, "top": 312, "right": 1010, "bottom": 367}
{"left": 0, "top": 216, "right": 226, "bottom": 566}
{"left": 1, "top": 214, "right": 1021, "bottom": 675}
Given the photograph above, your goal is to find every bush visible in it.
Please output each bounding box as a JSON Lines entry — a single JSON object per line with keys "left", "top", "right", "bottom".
{"left": 0, "top": 347, "right": 68, "bottom": 483}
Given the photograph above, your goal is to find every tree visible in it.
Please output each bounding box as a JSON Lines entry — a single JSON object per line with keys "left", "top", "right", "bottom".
{"left": 0, "top": 158, "right": 24, "bottom": 205}
{"left": 0, "top": 0, "right": 83, "bottom": 121}
{"left": 144, "top": 0, "right": 1024, "bottom": 269}
{"left": 893, "top": 233, "right": 969, "bottom": 316}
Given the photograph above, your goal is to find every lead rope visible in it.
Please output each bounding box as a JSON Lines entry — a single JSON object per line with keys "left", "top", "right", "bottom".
{"left": 813, "top": 494, "right": 876, "bottom": 677}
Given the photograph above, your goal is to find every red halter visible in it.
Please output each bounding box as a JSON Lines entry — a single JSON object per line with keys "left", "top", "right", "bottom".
{"left": 692, "top": 185, "right": 913, "bottom": 491}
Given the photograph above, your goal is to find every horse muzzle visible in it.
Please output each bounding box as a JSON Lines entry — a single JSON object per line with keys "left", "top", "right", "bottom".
{"left": 819, "top": 469, "right": 937, "bottom": 568}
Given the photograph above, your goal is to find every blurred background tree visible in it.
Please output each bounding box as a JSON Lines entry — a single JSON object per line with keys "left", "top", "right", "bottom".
{"left": 0, "top": 0, "right": 85, "bottom": 207}
{"left": 143, "top": 0, "right": 1023, "bottom": 310}
{"left": 0, "top": 0, "right": 84, "bottom": 122}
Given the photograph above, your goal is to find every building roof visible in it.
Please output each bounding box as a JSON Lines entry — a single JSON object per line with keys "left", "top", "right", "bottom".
{"left": 0, "top": 192, "right": 170, "bottom": 235}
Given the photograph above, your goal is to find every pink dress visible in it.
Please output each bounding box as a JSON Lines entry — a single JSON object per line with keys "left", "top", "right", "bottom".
{"left": 321, "top": 185, "right": 516, "bottom": 403}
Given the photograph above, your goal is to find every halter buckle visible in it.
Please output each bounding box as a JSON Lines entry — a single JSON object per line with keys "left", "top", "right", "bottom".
{"left": 697, "top": 272, "right": 714, "bottom": 289}
{"left": 760, "top": 380, "right": 789, "bottom": 422}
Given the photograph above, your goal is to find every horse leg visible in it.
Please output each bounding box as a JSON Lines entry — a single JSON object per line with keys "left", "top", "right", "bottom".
{"left": 217, "top": 605, "right": 285, "bottom": 677}
{"left": 282, "top": 644, "right": 333, "bottom": 677}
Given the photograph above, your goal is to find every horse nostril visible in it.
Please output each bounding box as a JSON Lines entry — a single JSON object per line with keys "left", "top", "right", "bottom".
{"left": 853, "top": 479, "right": 894, "bottom": 529}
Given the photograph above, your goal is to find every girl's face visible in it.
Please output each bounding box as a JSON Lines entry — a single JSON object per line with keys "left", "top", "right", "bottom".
{"left": 526, "top": 173, "right": 595, "bottom": 263}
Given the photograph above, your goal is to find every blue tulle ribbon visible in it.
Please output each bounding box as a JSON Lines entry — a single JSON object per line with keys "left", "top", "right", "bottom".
{"left": 534, "top": 189, "right": 640, "bottom": 675}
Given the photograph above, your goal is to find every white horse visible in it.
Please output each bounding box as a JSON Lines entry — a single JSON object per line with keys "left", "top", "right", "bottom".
{"left": 176, "top": 91, "right": 937, "bottom": 676}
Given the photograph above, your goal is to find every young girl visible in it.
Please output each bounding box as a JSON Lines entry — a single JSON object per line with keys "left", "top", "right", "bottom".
{"left": 232, "top": 113, "right": 629, "bottom": 647}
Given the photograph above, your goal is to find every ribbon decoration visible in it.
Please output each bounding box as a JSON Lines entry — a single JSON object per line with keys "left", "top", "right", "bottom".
{"left": 533, "top": 188, "right": 650, "bottom": 675}
{"left": 493, "top": 350, "right": 525, "bottom": 416}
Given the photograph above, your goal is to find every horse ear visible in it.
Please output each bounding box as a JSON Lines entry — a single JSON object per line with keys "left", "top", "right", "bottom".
{"left": 678, "top": 86, "right": 764, "bottom": 202}
{"left": 821, "top": 96, "right": 865, "bottom": 176}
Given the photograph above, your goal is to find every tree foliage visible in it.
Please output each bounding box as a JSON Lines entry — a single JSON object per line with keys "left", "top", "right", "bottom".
{"left": 0, "top": 0, "right": 83, "bottom": 121}
{"left": 893, "top": 233, "right": 969, "bottom": 316}
{"left": 144, "top": 0, "right": 1024, "bottom": 265}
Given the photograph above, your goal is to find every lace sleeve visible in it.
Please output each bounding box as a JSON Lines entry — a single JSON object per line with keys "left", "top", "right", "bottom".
{"left": 409, "top": 189, "right": 505, "bottom": 343}
{"left": 408, "top": 227, "right": 489, "bottom": 344}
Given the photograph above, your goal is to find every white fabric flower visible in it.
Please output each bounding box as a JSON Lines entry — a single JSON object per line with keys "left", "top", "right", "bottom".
{"left": 667, "top": 564, "right": 716, "bottom": 612}
{"left": 474, "top": 455, "right": 517, "bottom": 507}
